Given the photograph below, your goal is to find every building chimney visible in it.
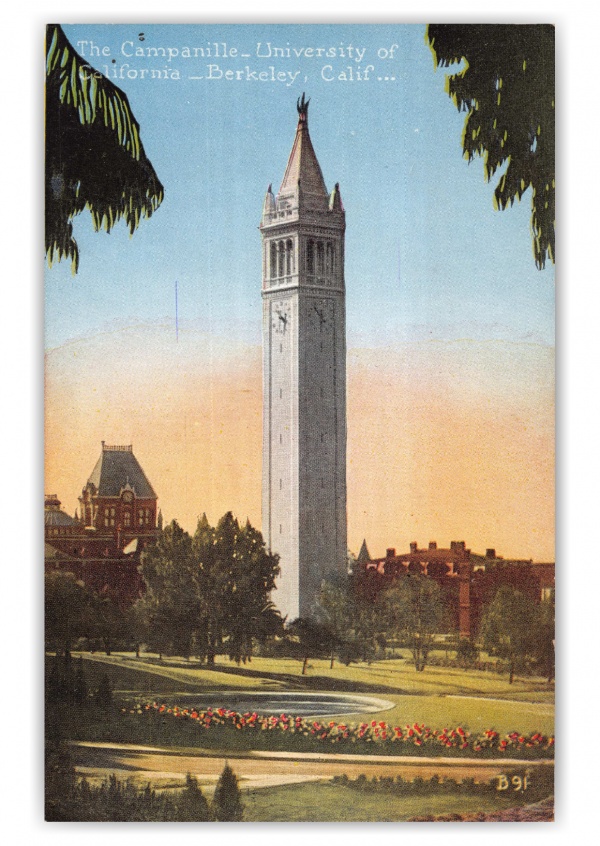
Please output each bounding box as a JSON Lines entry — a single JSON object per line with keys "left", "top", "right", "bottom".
{"left": 410, "top": 542, "right": 417, "bottom": 554}
{"left": 486, "top": 548, "right": 496, "bottom": 559}
{"left": 386, "top": 548, "right": 396, "bottom": 558}
{"left": 429, "top": 542, "right": 437, "bottom": 550}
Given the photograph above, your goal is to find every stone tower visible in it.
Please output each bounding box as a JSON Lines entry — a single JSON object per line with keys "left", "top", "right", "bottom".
{"left": 260, "top": 95, "right": 347, "bottom": 621}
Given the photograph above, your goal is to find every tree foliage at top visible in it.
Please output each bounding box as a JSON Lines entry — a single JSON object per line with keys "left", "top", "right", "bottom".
{"left": 45, "top": 24, "right": 164, "bottom": 273}
{"left": 479, "top": 585, "right": 540, "bottom": 683}
{"left": 137, "top": 514, "right": 282, "bottom": 665}
{"left": 380, "top": 575, "right": 447, "bottom": 671}
{"left": 212, "top": 764, "right": 244, "bottom": 822}
{"left": 45, "top": 571, "right": 95, "bottom": 659}
{"left": 286, "top": 616, "right": 337, "bottom": 674}
{"left": 427, "top": 24, "right": 555, "bottom": 269}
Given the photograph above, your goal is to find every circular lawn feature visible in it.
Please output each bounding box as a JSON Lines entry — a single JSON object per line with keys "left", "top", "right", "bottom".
{"left": 164, "top": 691, "right": 395, "bottom": 717}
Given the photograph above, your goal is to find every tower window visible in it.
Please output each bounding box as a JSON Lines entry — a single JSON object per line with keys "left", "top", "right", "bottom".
{"left": 278, "top": 241, "right": 286, "bottom": 278}
{"left": 280, "top": 388, "right": 283, "bottom": 399}
{"left": 286, "top": 239, "right": 293, "bottom": 275}
{"left": 306, "top": 240, "right": 315, "bottom": 275}
{"left": 326, "top": 242, "right": 335, "bottom": 274}
{"left": 317, "top": 241, "right": 325, "bottom": 275}
{"left": 270, "top": 243, "right": 277, "bottom": 279}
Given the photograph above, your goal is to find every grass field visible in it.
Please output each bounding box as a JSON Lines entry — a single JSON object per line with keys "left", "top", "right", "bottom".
{"left": 72, "top": 651, "right": 554, "bottom": 737}
{"left": 241, "top": 781, "right": 533, "bottom": 822}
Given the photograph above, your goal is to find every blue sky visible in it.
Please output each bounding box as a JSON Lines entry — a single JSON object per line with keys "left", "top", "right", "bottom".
{"left": 45, "top": 23, "right": 554, "bottom": 351}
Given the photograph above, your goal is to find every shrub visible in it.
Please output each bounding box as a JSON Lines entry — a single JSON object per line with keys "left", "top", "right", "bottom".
{"left": 212, "top": 764, "right": 244, "bottom": 822}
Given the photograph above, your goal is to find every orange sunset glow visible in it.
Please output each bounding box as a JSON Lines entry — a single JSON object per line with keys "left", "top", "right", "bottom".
{"left": 44, "top": 324, "right": 554, "bottom": 562}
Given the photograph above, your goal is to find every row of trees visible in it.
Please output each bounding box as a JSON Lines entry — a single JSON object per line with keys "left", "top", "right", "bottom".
{"left": 45, "top": 513, "right": 283, "bottom": 665}
{"left": 45, "top": 513, "right": 554, "bottom": 684}
{"left": 45, "top": 570, "right": 132, "bottom": 660}
{"left": 308, "top": 577, "right": 554, "bottom": 682}
{"left": 308, "top": 577, "right": 448, "bottom": 672}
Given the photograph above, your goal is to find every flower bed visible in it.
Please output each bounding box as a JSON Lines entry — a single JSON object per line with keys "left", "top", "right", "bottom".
{"left": 120, "top": 702, "right": 554, "bottom": 759}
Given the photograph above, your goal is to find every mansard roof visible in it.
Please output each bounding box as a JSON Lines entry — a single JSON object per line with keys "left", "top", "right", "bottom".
{"left": 279, "top": 95, "right": 329, "bottom": 200}
{"left": 86, "top": 443, "right": 157, "bottom": 499}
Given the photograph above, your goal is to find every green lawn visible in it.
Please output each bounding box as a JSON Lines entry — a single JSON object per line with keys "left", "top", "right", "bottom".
{"left": 241, "top": 781, "right": 534, "bottom": 822}
{"left": 72, "top": 652, "right": 554, "bottom": 737}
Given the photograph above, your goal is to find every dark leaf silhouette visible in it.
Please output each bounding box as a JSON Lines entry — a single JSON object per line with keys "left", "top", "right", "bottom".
{"left": 427, "top": 24, "right": 554, "bottom": 269}
{"left": 45, "top": 24, "right": 164, "bottom": 273}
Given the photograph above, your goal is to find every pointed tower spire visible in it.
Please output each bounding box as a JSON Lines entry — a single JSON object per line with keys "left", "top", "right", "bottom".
{"left": 278, "top": 93, "right": 328, "bottom": 205}
{"left": 329, "top": 182, "right": 344, "bottom": 212}
{"left": 357, "top": 539, "right": 371, "bottom": 563}
{"left": 262, "top": 183, "right": 276, "bottom": 220}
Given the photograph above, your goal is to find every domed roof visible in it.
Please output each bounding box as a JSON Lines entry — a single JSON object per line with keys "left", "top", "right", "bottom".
{"left": 44, "top": 495, "right": 76, "bottom": 526}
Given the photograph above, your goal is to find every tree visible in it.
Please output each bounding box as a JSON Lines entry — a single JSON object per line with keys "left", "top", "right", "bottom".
{"left": 212, "top": 764, "right": 244, "bottom": 821}
{"left": 138, "top": 514, "right": 282, "bottom": 665}
{"left": 532, "top": 593, "right": 555, "bottom": 683}
{"left": 45, "top": 24, "right": 164, "bottom": 273}
{"left": 318, "top": 581, "right": 354, "bottom": 668}
{"left": 176, "top": 774, "right": 212, "bottom": 821}
{"left": 381, "top": 576, "right": 447, "bottom": 671}
{"left": 90, "top": 591, "right": 128, "bottom": 656}
{"left": 287, "top": 617, "right": 336, "bottom": 675}
{"left": 427, "top": 24, "right": 554, "bottom": 269}
{"left": 479, "top": 585, "right": 538, "bottom": 683}
{"left": 193, "top": 513, "right": 282, "bottom": 665}
{"left": 45, "top": 571, "right": 95, "bottom": 661}
{"left": 137, "top": 520, "right": 201, "bottom": 659}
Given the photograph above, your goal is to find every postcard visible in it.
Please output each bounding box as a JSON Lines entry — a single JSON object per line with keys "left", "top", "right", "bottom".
{"left": 45, "top": 22, "right": 555, "bottom": 822}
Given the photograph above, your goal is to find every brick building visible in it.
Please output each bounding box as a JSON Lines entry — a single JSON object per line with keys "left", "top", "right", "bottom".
{"left": 352, "top": 541, "right": 555, "bottom": 639}
{"left": 44, "top": 442, "right": 160, "bottom": 607}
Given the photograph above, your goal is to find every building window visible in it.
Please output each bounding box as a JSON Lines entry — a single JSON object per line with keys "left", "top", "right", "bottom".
{"left": 326, "top": 242, "right": 335, "bottom": 274}
{"left": 123, "top": 511, "right": 131, "bottom": 527}
{"left": 286, "top": 239, "right": 293, "bottom": 275}
{"left": 270, "top": 242, "right": 277, "bottom": 279}
{"left": 306, "top": 240, "right": 315, "bottom": 275}
{"left": 317, "top": 241, "right": 325, "bottom": 275}
{"left": 278, "top": 241, "right": 286, "bottom": 278}
{"left": 137, "top": 508, "right": 153, "bottom": 527}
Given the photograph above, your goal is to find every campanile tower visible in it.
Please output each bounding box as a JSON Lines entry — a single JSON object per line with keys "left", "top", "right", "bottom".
{"left": 260, "top": 95, "right": 347, "bottom": 620}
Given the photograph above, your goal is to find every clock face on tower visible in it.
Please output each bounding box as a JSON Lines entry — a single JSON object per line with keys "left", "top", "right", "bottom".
{"left": 272, "top": 301, "right": 290, "bottom": 333}
{"left": 309, "top": 298, "right": 333, "bottom": 331}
